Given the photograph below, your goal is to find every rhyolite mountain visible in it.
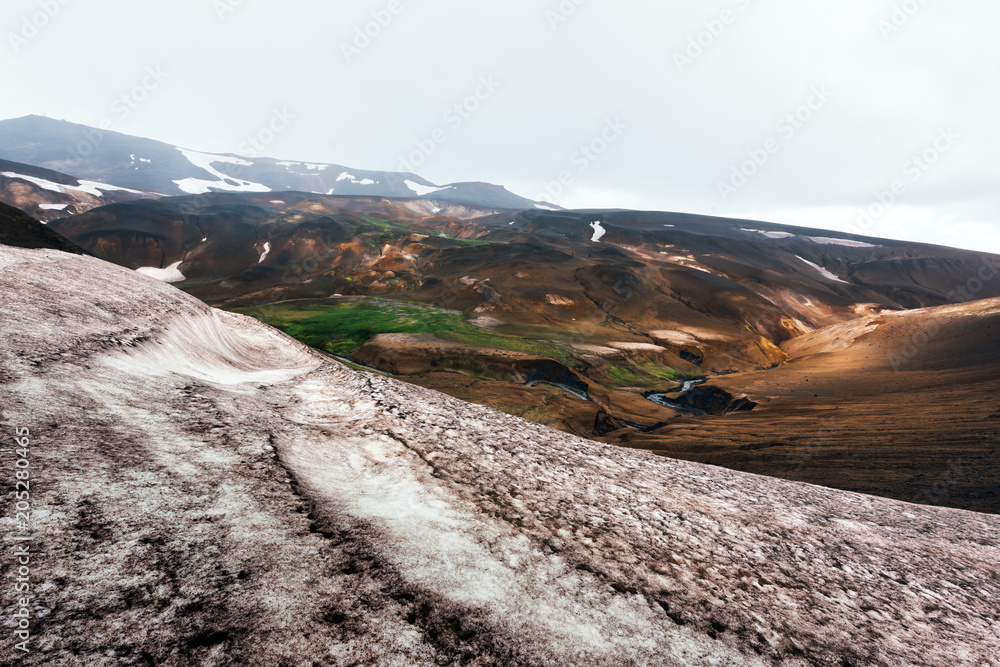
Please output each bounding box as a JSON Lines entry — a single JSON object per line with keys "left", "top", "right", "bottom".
{"left": 0, "top": 115, "right": 550, "bottom": 209}
{"left": 0, "top": 157, "right": 157, "bottom": 221}
{"left": 46, "top": 193, "right": 1000, "bottom": 513}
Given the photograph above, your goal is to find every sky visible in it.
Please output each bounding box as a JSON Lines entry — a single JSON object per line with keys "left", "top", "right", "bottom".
{"left": 2, "top": 0, "right": 999, "bottom": 252}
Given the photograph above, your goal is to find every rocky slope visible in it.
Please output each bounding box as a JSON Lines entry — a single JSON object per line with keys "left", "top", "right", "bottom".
{"left": 627, "top": 294, "right": 1000, "bottom": 514}
{"left": 0, "top": 201, "right": 87, "bottom": 254}
{"left": 1, "top": 242, "right": 998, "bottom": 665}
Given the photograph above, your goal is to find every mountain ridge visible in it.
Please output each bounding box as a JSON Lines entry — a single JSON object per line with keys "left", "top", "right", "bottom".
{"left": 0, "top": 115, "right": 554, "bottom": 210}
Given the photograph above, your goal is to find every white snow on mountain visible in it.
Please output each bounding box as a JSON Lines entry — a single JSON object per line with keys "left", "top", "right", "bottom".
{"left": 135, "top": 260, "right": 186, "bottom": 283}
{"left": 2, "top": 171, "right": 142, "bottom": 197}
{"left": 797, "top": 255, "right": 849, "bottom": 283}
{"left": 405, "top": 180, "right": 447, "bottom": 196}
{"left": 741, "top": 228, "right": 796, "bottom": 239}
{"left": 39, "top": 203, "right": 68, "bottom": 211}
{"left": 590, "top": 220, "right": 606, "bottom": 242}
{"left": 258, "top": 241, "right": 271, "bottom": 264}
{"left": 741, "top": 230, "right": 878, "bottom": 248}
{"left": 336, "top": 171, "right": 376, "bottom": 186}
{"left": 172, "top": 148, "right": 270, "bottom": 195}
{"left": 278, "top": 161, "right": 329, "bottom": 171}
{"left": 807, "top": 236, "right": 879, "bottom": 248}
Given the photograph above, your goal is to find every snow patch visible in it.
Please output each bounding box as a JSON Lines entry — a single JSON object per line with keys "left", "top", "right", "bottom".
{"left": 590, "top": 221, "right": 606, "bottom": 243}
{"left": 796, "top": 256, "right": 849, "bottom": 284}
{"left": 807, "top": 236, "right": 878, "bottom": 248}
{"left": 1, "top": 172, "right": 142, "bottom": 197}
{"left": 259, "top": 242, "right": 271, "bottom": 264}
{"left": 39, "top": 204, "right": 68, "bottom": 211}
{"left": 405, "top": 180, "right": 445, "bottom": 196}
{"left": 336, "top": 171, "right": 376, "bottom": 186}
{"left": 742, "top": 228, "right": 796, "bottom": 239}
{"left": 279, "top": 161, "right": 328, "bottom": 171}
{"left": 77, "top": 180, "right": 143, "bottom": 195}
{"left": 535, "top": 204, "right": 559, "bottom": 211}
{"left": 136, "top": 261, "right": 186, "bottom": 283}
{"left": 173, "top": 148, "right": 270, "bottom": 195}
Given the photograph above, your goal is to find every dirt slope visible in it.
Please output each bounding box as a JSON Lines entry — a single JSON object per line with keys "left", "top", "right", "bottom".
{"left": 614, "top": 298, "right": 1000, "bottom": 513}
{"left": 1, "top": 244, "right": 998, "bottom": 665}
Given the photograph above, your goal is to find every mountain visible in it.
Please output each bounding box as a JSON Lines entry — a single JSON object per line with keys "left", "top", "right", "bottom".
{"left": 1, "top": 240, "right": 997, "bottom": 665}
{"left": 46, "top": 194, "right": 1000, "bottom": 512}
{"left": 611, "top": 294, "right": 1000, "bottom": 513}
{"left": 0, "top": 115, "right": 551, "bottom": 210}
{"left": 0, "top": 157, "right": 156, "bottom": 221}
{"left": 0, "top": 200, "right": 87, "bottom": 253}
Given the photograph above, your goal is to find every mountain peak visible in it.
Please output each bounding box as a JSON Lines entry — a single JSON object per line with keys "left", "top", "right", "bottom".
{"left": 0, "top": 116, "right": 551, "bottom": 210}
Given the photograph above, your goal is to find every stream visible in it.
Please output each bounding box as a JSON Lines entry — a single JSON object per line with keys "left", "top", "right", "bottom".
{"left": 646, "top": 378, "right": 706, "bottom": 411}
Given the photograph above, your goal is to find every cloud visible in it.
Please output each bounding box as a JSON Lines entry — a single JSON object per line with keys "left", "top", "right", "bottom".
{"left": 1, "top": 0, "right": 996, "bottom": 252}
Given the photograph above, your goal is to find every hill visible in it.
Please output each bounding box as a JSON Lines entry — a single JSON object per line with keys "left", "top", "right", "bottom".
{"left": 1, "top": 241, "right": 997, "bottom": 665}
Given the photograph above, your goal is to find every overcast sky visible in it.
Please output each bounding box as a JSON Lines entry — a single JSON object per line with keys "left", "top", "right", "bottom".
{"left": 3, "top": 0, "right": 998, "bottom": 252}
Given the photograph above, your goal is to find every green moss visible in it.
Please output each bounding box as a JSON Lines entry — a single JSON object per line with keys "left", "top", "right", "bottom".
{"left": 606, "top": 365, "right": 642, "bottom": 386}
{"left": 638, "top": 361, "right": 682, "bottom": 381}
{"left": 604, "top": 361, "right": 693, "bottom": 388}
{"left": 447, "top": 236, "right": 496, "bottom": 248}
{"left": 233, "top": 298, "right": 571, "bottom": 362}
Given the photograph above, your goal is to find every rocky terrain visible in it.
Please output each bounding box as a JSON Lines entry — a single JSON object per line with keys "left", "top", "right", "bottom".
{"left": 43, "top": 193, "right": 1000, "bottom": 512}
{"left": 1, "top": 239, "right": 998, "bottom": 666}
{"left": 606, "top": 294, "right": 1000, "bottom": 513}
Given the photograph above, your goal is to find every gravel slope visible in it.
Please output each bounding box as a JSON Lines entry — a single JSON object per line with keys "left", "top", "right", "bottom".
{"left": 1, "top": 245, "right": 997, "bottom": 666}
